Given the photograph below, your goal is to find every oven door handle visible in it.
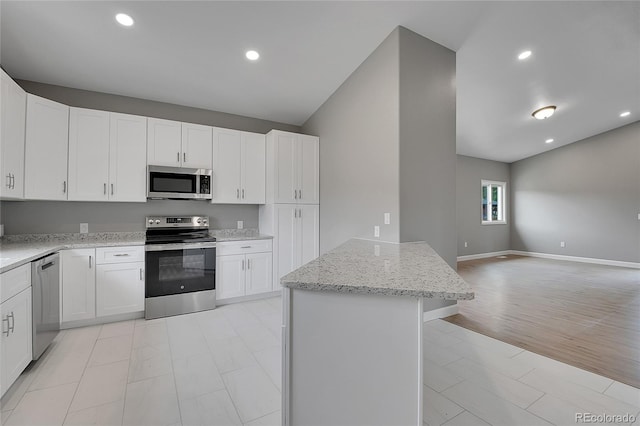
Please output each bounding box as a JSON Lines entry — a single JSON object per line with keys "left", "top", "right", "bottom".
{"left": 145, "top": 242, "right": 217, "bottom": 252}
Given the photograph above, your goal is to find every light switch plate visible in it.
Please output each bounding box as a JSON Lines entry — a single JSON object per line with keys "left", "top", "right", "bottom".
{"left": 80, "top": 223, "right": 89, "bottom": 234}
{"left": 384, "top": 213, "right": 390, "bottom": 225}
{"left": 237, "top": 220, "right": 244, "bottom": 229}
{"left": 560, "top": 241, "right": 565, "bottom": 248}
{"left": 374, "top": 226, "right": 380, "bottom": 238}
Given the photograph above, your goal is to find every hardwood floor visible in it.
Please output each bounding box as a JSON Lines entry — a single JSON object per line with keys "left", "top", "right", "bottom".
{"left": 446, "top": 255, "right": 640, "bottom": 388}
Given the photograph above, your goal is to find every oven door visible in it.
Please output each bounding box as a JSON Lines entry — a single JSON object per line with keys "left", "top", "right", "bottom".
{"left": 145, "top": 244, "right": 216, "bottom": 298}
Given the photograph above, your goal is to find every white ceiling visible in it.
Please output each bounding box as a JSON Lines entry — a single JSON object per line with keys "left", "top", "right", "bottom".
{"left": 1, "top": 1, "right": 638, "bottom": 163}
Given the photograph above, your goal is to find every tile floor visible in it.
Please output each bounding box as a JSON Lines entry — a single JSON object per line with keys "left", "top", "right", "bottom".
{"left": 1, "top": 296, "right": 639, "bottom": 426}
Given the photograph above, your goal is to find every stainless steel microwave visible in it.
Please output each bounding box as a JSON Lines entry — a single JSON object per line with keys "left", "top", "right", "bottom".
{"left": 147, "top": 166, "right": 212, "bottom": 200}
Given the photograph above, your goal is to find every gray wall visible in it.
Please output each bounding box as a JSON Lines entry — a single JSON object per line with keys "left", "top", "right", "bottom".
{"left": 15, "top": 80, "right": 300, "bottom": 134}
{"left": 302, "top": 28, "right": 401, "bottom": 253}
{"left": 1, "top": 80, "right": 298, "bottom": 235}
{"left": 398, "top": 27, "right": 456, "bottom": 268}
{"left": 0, "top": 200, "right": 257, "bottom": 234}
{"left": 456, "top": 155, "right": 510, "bottom": 256}
{"left": 510, "top": 121, "right": 640, "bottom": 263}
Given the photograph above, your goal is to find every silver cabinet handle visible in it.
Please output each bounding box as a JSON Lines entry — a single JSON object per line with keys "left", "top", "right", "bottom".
{"left": 63, "top": 181, "right": 67, "bottom": 193}
{"left": 113, "top": 253, "right": 130, "bottom": 257}
{"left": 177, "top": 152, "right": 180, "bottom": 162}
{"left": 247, "top": 259, "right": 251, "bottom": 269}
{"left": 242, "top": 259, "right": 245, "bottom": 270}
{"left": 104, "top": 183, "right": 107, "bottom": 194}
{"left": 8, "top": 312, "right": 15, "bottom": 333}
{"left": 183, "top": 152, "right": 187, "bottom": 163}
{"left": 2, "top": 316, "right": 9, "bottom": 336}
{"left": 294, "top": 209, "right": 297, "bottom": 219}
{"left": 299, "top": 189, "right": 302, "bottom": 199}
{"left": 140, "top": 268, "right": 144, "bottom": 281}
{"left": 294, "top": 189, "right": 297, "bottom": 199}
{"left": 241, "top": 246, "right": 251, "bottom": 249}
{"left": 111, "top": 184, "right": 114, "bottom": 195}
{"left": 6, "top": 174, "right": 11, "bottom": 188}
{"left": 237, "top": 189, "right": 240, "bottom": 199}
{"left": 89, "top": 255, "right": 92, "bottom": 268}
{"left": 298, "top": 208, "right": 302, "bottom": 218}
{"left": 242, "top": 189, "right": 245, "bottom": 199}
{"left": 10, "top": 174, "right": 15, "bottom": 189}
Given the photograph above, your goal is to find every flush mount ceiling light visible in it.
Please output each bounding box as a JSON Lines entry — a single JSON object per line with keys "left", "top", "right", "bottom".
{"left": 620, "top": 111, "right": 631, "bottom": 117}
{"left": 115, "top": 13, "right": 134, "bottom": 27}
{"left": 532, "top": 105, "right": 556, "bottom": 120}
{"left": 245, "top": 50, "right": 260, "bottom": 61}
{"left": 545, "top": 138, "right": 554, "bottom": 144}
{"left": 518, "top": 50, "right": 532, "bottom": 60}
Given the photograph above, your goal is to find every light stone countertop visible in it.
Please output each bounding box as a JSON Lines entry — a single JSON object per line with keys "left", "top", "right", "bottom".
{"left": 0, "top": 230, "right": 273, "bottom": 274}
{"left": 280, "top": 238, "right": 474, "bottom": 300}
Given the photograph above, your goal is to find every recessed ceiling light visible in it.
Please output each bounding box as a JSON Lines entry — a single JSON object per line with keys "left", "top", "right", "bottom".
{"left": 532, "top": 105, "right": 556, "bottom": 120}
{"left": 518, "top": 50, "right": 532, "bottom": 60}
{"left": 620, "top": 111, "right": 631, "bottom": 117}
{"left": 245, "top": 50, "right": 260, "bottom": 61}
{"left": 115, "top": 13, "right": 134, "bottom": 27}
{"left": 545, "top": 138, "right": 554, "bottom": 144}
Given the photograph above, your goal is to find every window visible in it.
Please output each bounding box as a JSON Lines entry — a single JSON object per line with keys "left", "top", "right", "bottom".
{"left": 481, "top": 180, "right": 506, "bottom": 224}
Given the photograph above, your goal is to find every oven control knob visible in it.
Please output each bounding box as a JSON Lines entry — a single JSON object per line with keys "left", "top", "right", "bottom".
{"left": 203, "top": 219, "right": 207, "bottom": 224}
{"left": 180, "top": 285, "right": 184, "bottom": 290}
{"left": 197, "top": 219, "right": 202, "bottom": 224}
{"left": 155, "top": 220, "right": 161, "bottom": 225}
{"left": 148, "top": 219, "right": 154, "bottom": 225}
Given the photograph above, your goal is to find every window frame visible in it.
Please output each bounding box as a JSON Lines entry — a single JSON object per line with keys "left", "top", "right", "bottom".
{"left": 481, "top": 179, "right": 507, "bottom": 225}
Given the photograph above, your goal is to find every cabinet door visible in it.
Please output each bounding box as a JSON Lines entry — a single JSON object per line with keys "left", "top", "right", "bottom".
{"left": 275, "top": 205, "right": 298, "bottom": 285}
{"left": 273, "top": 132, "right": 298, "bottom": 203}
{"left": 61, "top": 249, "right": 96, "bottom": 322}
{"left": 96, "top": 262, "right": 144, "bottom": 317}
{"left": 298, "top": 135, "right": 320, "bottom": 204}
{"left": 68, "top": 108, "right": 110, "bottom": 201}
{"left": 216, "top": 254, "right": 245, "bottom": 300}
{"left": 299, "top": 205, "right": 320, "bottom": 266}
{"left": 241, "top": 132, "right": 266, "bottom": 204}
{"left": 212, "top": 128, "right": 242, "bottom": 203}
{"left": 1, "top": 288, "right": 32, "bottom": 397}
{"left": 245, "top": 252, "right": 273, "bottom": 295}
{"left": 147, "top": 118, "right": 181, "bottom": 167}
{"left": 109, "top": 113, "right": 147, "bottom": 202}
{"left": 24, "top": 95, "right": 69, "bottom": 200}
{"left": 0, "top": 69, "right": 26, "bottom": 200}
{"left": 182, "top": 123, "right": 212, "bottom": 169}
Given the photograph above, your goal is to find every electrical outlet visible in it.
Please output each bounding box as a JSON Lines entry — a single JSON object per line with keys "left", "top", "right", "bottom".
{"left": 374, "top": 245, "right": 380, "bottom": 257}
{"left": 374, "top": 226, "right": 380, "bottom": 238}
{"left": 560, "top": 241, "right": 565, "bottom": 248}
{"left": 384, "top": 213, "right": 390, "bottom": 225}
{"left": 80, "top": 223, "right": 89, "bottom": 234}
{"left": 237, "top": 220, "right": 244, "bottom": 229}
{"left": 464, "top": 241, "right": 468, "bottom": 248}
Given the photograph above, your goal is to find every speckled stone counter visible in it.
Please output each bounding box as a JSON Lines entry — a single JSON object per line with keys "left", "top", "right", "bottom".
{"left": 0, "top": 229, "right": 273, "bottom": 273}
{"left": 281, "top": 238, "right": 473, "bottom": 300}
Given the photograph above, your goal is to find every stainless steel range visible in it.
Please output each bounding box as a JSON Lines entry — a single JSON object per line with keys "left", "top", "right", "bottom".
{"left": 144, "top": 216, "right": 216, "bottom": 319}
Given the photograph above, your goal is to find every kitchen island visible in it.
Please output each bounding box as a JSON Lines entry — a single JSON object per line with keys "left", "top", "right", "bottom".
{"left": 280, "top": 238, "right": 473, "bottom": 426}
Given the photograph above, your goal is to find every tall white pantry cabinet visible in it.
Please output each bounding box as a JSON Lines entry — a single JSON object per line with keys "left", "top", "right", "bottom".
{"left": 260, "top": 130, "right": 320, "bottom": 291}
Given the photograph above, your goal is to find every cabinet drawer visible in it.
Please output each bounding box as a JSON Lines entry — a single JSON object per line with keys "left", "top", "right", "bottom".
{"left": 216, "top": 239, "right": 272, "bottom": 256}
{"left": 95, "top": 246, "right": 144, "bottom": 264}
{"left": 1, "top": 263, "right": 31, "bottom": 304}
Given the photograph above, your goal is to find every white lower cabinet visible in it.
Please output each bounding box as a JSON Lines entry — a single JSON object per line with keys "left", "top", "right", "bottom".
{"left": 61, "top": 249, "right": 96, "bottom": 322}
{"left": 216, "top": 240, "right": 273, "bottom": 301}
{"left": 0, "top": 287, "right": 32, "bottom": 397}
{"left": 61, "top": 246, "right": 144, "bottom": 324}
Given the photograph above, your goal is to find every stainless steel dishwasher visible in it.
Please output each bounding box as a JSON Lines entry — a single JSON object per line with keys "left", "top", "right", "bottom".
{"left": 31, "top": 253, "right": 60, "bottom": 360}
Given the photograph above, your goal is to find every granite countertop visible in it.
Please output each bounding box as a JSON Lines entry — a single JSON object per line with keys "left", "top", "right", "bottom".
{"left": 0, "top": 229, "right": 273, "bottom": 274}
{"left": 280, "top": 238, "right": 474, "bottom": 300}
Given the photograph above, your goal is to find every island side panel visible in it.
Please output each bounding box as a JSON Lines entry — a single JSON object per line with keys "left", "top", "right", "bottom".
{"left": 284, "top": 288, "right": 423, "bottom": 426}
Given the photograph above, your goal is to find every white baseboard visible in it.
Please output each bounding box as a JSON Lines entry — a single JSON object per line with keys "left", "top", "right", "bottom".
{"left": 509, "top": 250, "right": 640, "bottom": 269}
{"left": 457, "top": 250, "right": 510, "bottom": 262}
{"left": 423, "top": 304, "right": 459, "bottom": 322}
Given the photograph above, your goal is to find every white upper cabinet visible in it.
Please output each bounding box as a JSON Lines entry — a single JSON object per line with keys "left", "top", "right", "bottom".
{"left": 109, "top": 113, "right": 147, "bottom": 202}
{"left": 182, "top": 123, "right": 212, "bottom": 169}
{"left": 25, "top": 94, "right": 69, "bottom": 200}
{"left": 147, "top": 118, "right": 182, "bottom": 167}
{"left": 266, "top": 130, "right": 319, "bottom": 204}
{"left": 212, "top": 128, "right": 265, "bottom": 204}
{"left": 0, "top": 69, "right": 26, "bottom": 200}
{"left": 68, "top": 108, "right": 110, "bottom": 201}
{"left": 148, "top": 118, "right": 212, "bottom": 169}
{"left": 67, "top": 109, "right": 146, "bottom": 202}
